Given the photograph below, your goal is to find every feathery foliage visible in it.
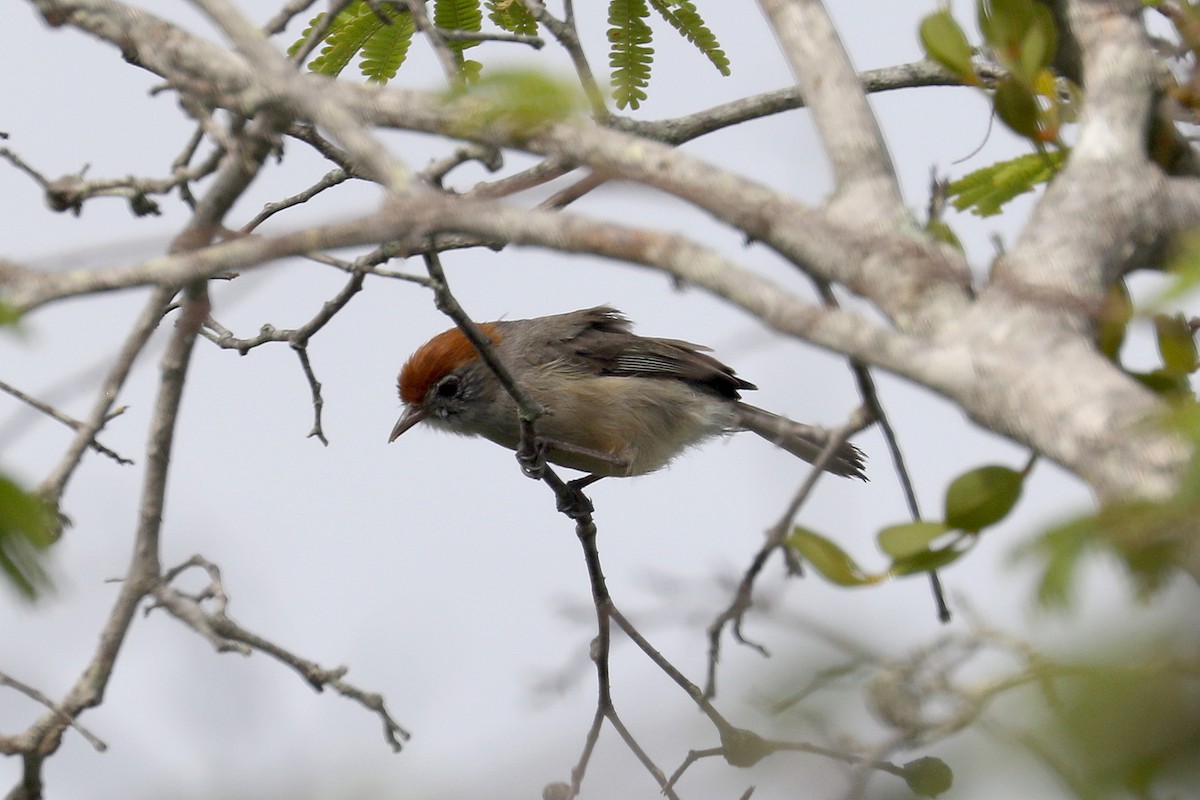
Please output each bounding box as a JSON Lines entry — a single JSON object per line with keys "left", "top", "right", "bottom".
{"left": 647, "top": 0, "right": 729, "bottom": 76}
{"left": 434, "top": 0, "right": 484, "bottom": 71}
{"left": 292, "top": 2, "right": 414, "bottom": 83}
{"left": 360, "top": 9, "right": 417, "bottom": 83}
{"left": 486, "top": 0, "right": 538, "bottom": 35}
{"left": 607, "top": 0, "right": 655, "bottom": 110}
{"left": 292, "top": 0, "right": 730, "bottom": 109}
{"left": 947, "top": 149, "right": 1068, "bottom": 217}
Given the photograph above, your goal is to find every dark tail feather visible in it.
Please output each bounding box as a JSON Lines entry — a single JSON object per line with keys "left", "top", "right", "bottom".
{"left": 733, "top": 403, "right": 867, "bottom": 480}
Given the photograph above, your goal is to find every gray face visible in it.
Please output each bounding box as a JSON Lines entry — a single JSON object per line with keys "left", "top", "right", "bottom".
{"left": 419, "top": 361, "right": 520, "bottom": 449}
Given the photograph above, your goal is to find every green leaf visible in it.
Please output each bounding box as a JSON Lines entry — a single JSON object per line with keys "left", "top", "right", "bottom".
{"left": 944, "top": 465, "right": 1024, "bottom": 532}
{"left": 309, "top": 3, "right": 396, "bottom": 79}
{"left": 435, "top": 0, "right": 484, "bottom": 72}
{"left": 902, "top": 756, "right": 954, "bottom": 798}
{"left": 947, "top": 149, "right": 1067, "bottom": 217}
{"left": 647, "top": 0, "right": 730, "bottom": 76}
{"left": 1097, "top": 281, "right": 1132, "bottom": 362}
{"left": 719, "top": 726, "right": 772, "bottom": 768}
{"left": 486, "top": 0, "right": 538, "bottom": 35}
{"left": 1131, "top": 368, "right": 1191, "bottom": 398}
{"left": 1154, "top": 313, "right": 1198, "bottom": 375}
{"left": 0, "top": 476, "right": 54, "bottom": 601}
{"left": 608, "top": 0, "right": 655, "bottom": 109}
{"left": 889, "top": 544, "right": 971, "bottom": 576}
{"left": 978, "top": 0, "right": 1035, "bottom": 68}
{"left": 447, "top": 68, "right": 583, "bottom": 137}
{"left": 360, "top": 9, "right": 416, "bottom": 84}
{"left": 1017, "top": 3, "right": 1057, "bottom": 82}
{"left": 878, "top": 521, "right": 953, "bottom": 559}
{"left": 925, "top": 218, "right": 963, "bottom": 250}
{"left": 1016, "top": 514, "right": 1096, "bottom": 608}
{"left": 1017, "top": 497, "right": 1189, "bottom": 608}
{"left": 919, "top": 10, "right": 976, "bottom": 82}
{"left": 1158, "top": 228, "right": 1200, "bottom": 302}
{"left": 287, "top": 10, "right": 329, "bottom": 59}
{"left": 0, "top": 301, "right": 20, "bottom": 328}
{"left": 787, "top": 527, "right": 878, "bottom": 587}
{"left": 993, "top": 75, "right": 1042, "bottom": 139}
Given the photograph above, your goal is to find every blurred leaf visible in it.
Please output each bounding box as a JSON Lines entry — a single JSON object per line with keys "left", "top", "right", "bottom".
{"left": 920, "top": 10, "right": 977, "bottom": 82}
{"left": 1159, "top": 228, "right": 1200, "bottom": 302}
{"left": 1130, "top": 368, "right": 1191, "bottom": 398}
{"left": 878, "top": 521, "right": 952, "bottom": 559}
{"left": 0, "top": 301, "right": 20, "bottom": 328}
{"left": 0, "top": 476, "right": 54, "bottom": 601}
{"left": 889, "top": 543, "right": 971, "bottom": 576}
{"left": 1018, "top": 497, "right": 1190, "bottom": 608}
{"left": 1093, "top": 500, "right": 1188, "bottom": 598}
{"left": 993, "top": 76, "right": 1042, "bottom": 139}
{"left": 902, "top": 756, "right": 954, "bottom": 798}
{"left": 719, "top": 726, "right": 772, "bottom": 767}
{"left": 787, "top": 527, "right": 878, "bottom": 587}
{"left": 1053, "top": 665, "right": 1200, "bottom": 791}
{"left": 1016, "top": 514, "right": 1095, "bottom": 608}
{"left": 1017, "top": 3, "right": 1057, "bottom": 82}
{"left": 1097, "top": 280, "right": 1132, "bottom": 362}
{"left": 944, "top": 465, "right": 1024, "bottom": 532}
{"left": 1154, "top": 313, "right": 1198, "bottom": 375}
{"left": 978, "top": 0, "right": 1044, "bottom": 81}
{"left": 947, "top": 149, "right": 1067, "bottom": 217}
{"left": 925, "top": 218, "right": 963, "bottom": 250}
{"left": 447, "top": 68, "right": 582, "bottom": 137}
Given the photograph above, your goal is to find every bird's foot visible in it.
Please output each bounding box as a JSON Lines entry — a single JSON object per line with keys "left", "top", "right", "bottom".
{"left": 516, "top": 436, "right": 548, "bottom": 479}
{"left": 556, "top": 478, "right": 596, "bottom": 519}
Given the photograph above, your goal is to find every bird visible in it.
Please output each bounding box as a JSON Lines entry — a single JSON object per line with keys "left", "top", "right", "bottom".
{"left": 389, "top": 306, "right": 865, "bottom": 483}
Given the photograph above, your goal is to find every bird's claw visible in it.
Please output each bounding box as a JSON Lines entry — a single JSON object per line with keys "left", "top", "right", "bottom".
{"left": 556, "top": 480, "right": 595, "bottom": 519}
{"left": 516, "top": 436, "right": 547, "bottom": 479}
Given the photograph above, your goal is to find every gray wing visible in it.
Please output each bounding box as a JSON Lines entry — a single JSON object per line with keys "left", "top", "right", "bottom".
{"left": 558, "top": 308, "right": 756, "bottom": 400}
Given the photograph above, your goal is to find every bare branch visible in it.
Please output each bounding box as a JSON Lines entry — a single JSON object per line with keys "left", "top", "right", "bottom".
{"left": 0, "top": 379, "right": 132, "bottom": 466}
{"left": 149, "top": 555, "right": 411, "bottom": 752}
{"left": 0, "top": 672, "right": 107, "bottom": 753}
{"left": 756, "top": 0, "right": 904, "bottom": 226}
{"left": 36, "top": 288, "right": 173, "bottom": 504}
{"left": 704, "top": 409, "right": 872, "bottom": 699}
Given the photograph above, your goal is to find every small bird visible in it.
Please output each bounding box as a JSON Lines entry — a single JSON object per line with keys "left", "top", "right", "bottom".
{"left": 389, "top": 307, "right": 865, "bottom": 482}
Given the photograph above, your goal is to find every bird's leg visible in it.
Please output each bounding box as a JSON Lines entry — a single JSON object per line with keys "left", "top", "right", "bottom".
{"left": 555, "top": 474, "right": 605, "bottom": 518}
{"left": 568, "top": 474, "right": 605, "bottom": 492}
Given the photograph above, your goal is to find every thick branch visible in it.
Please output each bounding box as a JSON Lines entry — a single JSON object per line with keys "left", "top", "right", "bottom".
{"left": 756, "top": 0, "right": 906, "bottom": 227}
{"left": 26, "top": 0, "right": 973, "bottom": 333}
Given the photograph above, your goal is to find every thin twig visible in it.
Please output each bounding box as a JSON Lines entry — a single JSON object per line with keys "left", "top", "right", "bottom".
{"left": 150, "top": 554, "right": 411, "bottom": 751}
{"left": 37, "top": 288, "right": 175, "bottom": 503}
{"left": 402, "top": 0, "right": 462, "bottom": 83}
{"left": 520, "top": 0, "right": 608, "bottom": 119}
{"left": 201, "top": 270, "right": 366, "bottom": 443}
{"left": 704, "top": 409, "right": 871, "bottom": 699}
{"left": 263, "top": 0, "right": 321, "bottom": 36}
{"left": 0, "top": 672, "right": 107, "bottom": 753}
{"left": 240, "top": 169, "right": 351, "bottom": 233}
{"left": 0, "top": 379, "right": 132, "bottom": 465}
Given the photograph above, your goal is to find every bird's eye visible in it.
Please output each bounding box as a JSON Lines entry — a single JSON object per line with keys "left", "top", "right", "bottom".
{"left": 435, "top": 375, "right": 461, "bottom": 398}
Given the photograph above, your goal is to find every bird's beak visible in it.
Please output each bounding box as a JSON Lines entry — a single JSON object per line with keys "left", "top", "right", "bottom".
{"left": 389, "top": 406, "right": 426, "bottom": 443}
